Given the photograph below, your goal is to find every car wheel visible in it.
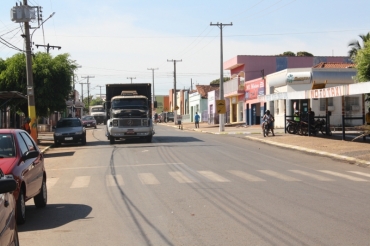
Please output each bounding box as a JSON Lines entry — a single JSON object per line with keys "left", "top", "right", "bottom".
{"left": 146, "top": 136, "right": 152, "bottom": 143}
{"left": 54, "top": 140, "right": 60, "bottom": 147}
{"left": 16, "top": 187, "right": 26, "bottom": 225}
{"left": 13, "top": 225, "right": 20, "bottom": 246}
{"left": 110, "top": 137, "right": 115, "bottom": 144}
{"left": 95, "top": 125, "right": 97, "bottom": 129}
{"left": 34, "top": 177, "right": 47, "bottom": 208}
{"left": 82, "top": 136, "right": 87, "bottom": 145}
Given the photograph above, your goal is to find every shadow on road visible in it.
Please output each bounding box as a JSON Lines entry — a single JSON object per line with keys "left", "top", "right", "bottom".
{"left": 18, "top": 203, "right": 92, "bottom": 231}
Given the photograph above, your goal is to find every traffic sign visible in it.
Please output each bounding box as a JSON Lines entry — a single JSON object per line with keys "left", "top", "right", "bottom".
{"left": 216, "top": 100, "right": 226, "bottom": 114}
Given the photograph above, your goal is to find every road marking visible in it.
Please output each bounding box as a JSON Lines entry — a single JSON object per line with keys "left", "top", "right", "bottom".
{"left": 289, "top": 170, "right": 334, "bottom": 181}
{"left": 169, "top": 171, "right": 194, "bottom": 183}
{"left": 197, "top": 171, "right": 230, "bottom": 182}
{"left": 46, "top": 177, "right": 59, "bottom": 189}
{"left": 319, "top": 170, "right": 368, "bottom": 181}
{"left": 106, "top": 175, "right": 124, "bottom": 186}
{"left": 347, "top": 171, "right": 370, "bottom": 178}
{"left": 47, "top": 163, "right": 184, "bottom": 170}
{"left": 258, "top": 170, "right": 301, "bottom": 181}
{"left": 138, "top": 173, "right": 160, "bottom": 185}
{"left": 227, "top": 170, "right": 265, "bottom": 182}
{"left": 70, "top": 176, "right": 91, "bottom": 188}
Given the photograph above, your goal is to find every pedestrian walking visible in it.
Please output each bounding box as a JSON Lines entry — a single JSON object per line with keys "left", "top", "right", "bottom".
{"left": 194, "top": 112, "right": 200, "bottom": 128}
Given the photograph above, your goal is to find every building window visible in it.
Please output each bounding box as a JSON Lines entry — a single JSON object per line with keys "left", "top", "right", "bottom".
{"left": 319, "top": 98, "right": 333, "bottom": 111}
{"left": 345, "top": 97, "right": 359, "bottom": 111}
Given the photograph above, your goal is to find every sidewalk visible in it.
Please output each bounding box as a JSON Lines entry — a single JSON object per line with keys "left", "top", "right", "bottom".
{"left": 161, "top": 121, "right": 370, "bottom": 167}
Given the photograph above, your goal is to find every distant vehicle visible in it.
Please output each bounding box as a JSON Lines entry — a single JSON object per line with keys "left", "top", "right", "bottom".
{"left": 81, "top": 115, "right": 97, "bottom": 129}
{"left": 89, "top": 105, "right": 106, "bottom": 125}
{"left": 164, "top": 112, "right": 174, "bottom": 123}
{"left": 104, "top": 84, "right": 154, "bottom": 144}
{"left": 53, "top": 118, "right": 86, "bottom": 146}
{"left": 0, "top": 129, "right": 47, "bottom": 225}
{"left": 0, "top": 169, "right": 19, "bottom": 245}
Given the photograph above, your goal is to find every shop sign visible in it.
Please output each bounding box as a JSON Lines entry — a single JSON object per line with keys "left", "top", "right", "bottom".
{"left": 245, "top": 80, "right": 265, "bottom": 100}
{"left": 286, "top": 72, "right": 311, "bottom": 84}
{"left": 309, "top": 85, "right": 345, "bottom": 99}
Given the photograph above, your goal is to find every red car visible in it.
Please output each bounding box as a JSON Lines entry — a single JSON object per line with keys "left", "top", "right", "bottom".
{"left": 0, "top": 129, "right": 47, "bottom": 224}
{"left": 81, "top": 115, "right": 97, "bottom": 129}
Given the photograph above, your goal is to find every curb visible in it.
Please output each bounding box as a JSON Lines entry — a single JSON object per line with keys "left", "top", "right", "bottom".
{"left": 41, "top": 145, "right": 52, "bottom": 154}
{"left": 245, "top": 136, "right": 370, "bottom": 167}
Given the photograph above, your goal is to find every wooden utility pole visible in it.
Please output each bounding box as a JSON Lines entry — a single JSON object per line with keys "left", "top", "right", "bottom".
{"left": 167, "top": 59, "right": 182, "bottom": 124}
{"left": 82, "top": 76, "right": 95, "bottom": 108}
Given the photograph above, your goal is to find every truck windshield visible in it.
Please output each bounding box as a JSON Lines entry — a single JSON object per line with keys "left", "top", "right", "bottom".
{"left": 92, "top": 108, "right": 104, "bottom": 112}
{"left": 112, "top": 99, "right": 147, "bottom": 109}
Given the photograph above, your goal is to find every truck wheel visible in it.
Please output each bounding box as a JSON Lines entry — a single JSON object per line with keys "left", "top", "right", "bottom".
{"left": 110, "top": 137, "right": 115, "bottom": 144}
{"left": 146, "top": 136, "right": 152, "bottom": 143}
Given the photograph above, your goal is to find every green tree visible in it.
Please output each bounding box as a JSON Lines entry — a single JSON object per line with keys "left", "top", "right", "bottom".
{"left": 210, "top": 77, "right": 230, "bottom": 85}
{"left": 354, "top": 39, "right": 370, "bottom": 101}
{"left": 348, "top": 32, "right": 370, "bottom": 60}
{"left": 297, "top": 51, "right": 313, "bottom": 57}
{"left": 281, "top": 51, "right": 296, "bottom": 56}
{"left": 0, "top": 52, "right": 76, "bottom": 116}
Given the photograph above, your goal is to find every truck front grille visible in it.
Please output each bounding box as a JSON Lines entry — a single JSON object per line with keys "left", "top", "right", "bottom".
{"left": 118, "top": 119, "right": 147, "bottom": 127}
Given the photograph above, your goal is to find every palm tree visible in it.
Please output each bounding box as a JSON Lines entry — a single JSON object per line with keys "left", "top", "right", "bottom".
{"left": 348, "top": 32, "right": 370, "bottom": 59}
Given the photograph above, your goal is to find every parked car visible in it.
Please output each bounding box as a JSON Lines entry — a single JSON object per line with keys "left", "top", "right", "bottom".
{"left": 0, "top": 129, "right": 47, "bottom": 224}
{"left": 81, "top": 115, "right": 97, "bottom": 129}
{"left": 0, "top": 169, "right": 19, "bottom": 245}
{"left": 53, "top": 118, "right": 86, "bottom": 146}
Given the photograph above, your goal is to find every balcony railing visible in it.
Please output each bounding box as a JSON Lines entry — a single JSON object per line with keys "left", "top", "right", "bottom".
{"left": 224, "top": 77, "right": 245, "bottom": 97}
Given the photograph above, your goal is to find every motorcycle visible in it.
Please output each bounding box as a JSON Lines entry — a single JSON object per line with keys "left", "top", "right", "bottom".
{"left": 286, "top": 119, "right": 298, "bottom": 134}
{"left": 263, "top": 119, "right": 273, "bottom": 137}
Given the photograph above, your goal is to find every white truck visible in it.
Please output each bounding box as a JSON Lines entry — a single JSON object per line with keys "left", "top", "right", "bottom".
{"left": 104, "top": 83, "right": 154, "bottom": 144}
{"left": 89, "top": 105, "right": 106, "bottom": 125}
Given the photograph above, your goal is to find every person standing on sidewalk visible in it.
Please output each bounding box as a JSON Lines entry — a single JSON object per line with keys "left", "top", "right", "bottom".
{"left": 366, "top": 107, "right": 370, "bottom": 125}
{"left": 22, "top": 117, "right": 31, "bottom": 134}
{"left": 194, "top": 112, "right": 200, "bottom": 128}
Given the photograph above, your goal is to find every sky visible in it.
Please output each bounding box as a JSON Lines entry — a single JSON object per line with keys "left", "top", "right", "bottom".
{"left": 1, "top": 0, "right": 369, "bottom": 98}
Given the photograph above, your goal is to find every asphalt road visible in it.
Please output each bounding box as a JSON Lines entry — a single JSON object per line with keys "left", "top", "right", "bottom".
{"left": 19, "top": 124, "right": 370, "bottom": 246}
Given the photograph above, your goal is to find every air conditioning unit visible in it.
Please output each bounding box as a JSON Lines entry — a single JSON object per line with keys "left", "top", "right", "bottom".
{"left": 328, "top": 106, "right": 335, "bottom": 111}
{"left": 351, "top": 105, "right": 360, "bottom": 111}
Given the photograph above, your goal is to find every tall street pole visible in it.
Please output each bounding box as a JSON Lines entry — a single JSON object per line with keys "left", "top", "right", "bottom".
{"left": 23, "top": 0, "right": 37, "bottom": 142}
{"left": 167, "top": 59, "right": 182, "bottom": 124}
{"left": 210, "top": 22, "right": 232, "bottom": 132}
{"left": 147, "top": 68, "right": 158, "bottom": 111}
{"left": 82, "top": 76, "right": 95, "bottom": 109}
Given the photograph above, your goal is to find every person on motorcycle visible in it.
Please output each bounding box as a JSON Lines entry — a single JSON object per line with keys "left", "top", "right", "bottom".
{"left": 262, "top": 110, "right": 275, "bottom": 136}
{"left": 294, "top": 110, "right": 300, "bottom": 122}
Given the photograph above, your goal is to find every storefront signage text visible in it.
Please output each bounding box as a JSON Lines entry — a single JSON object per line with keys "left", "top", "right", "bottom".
{"left": 310, "top": 86, "right": 344, "bottom": 99}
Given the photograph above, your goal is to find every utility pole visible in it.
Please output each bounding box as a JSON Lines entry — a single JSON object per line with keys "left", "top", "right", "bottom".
{"left": 167, "top": 59, "right": 182, "bottom": 124}
{"left": 20, "top": 0, "right": 37, "bottom": 142}
{"left": 147, "top": 68, "right": 158, "bottom": 110}
{"left": 82, "top": 76, "right": 95, "bottom": 109}
{"left": 210, "top": 22, "right": 232, "bottom": 132}
{"left": 80, "top": 83, "right": 87, "bottom": 104}
{"left": 96, "top": 85, "right": 104, "bottom": 100}
{"left": 35, "top": 43, "right": 61, "bottom": 53}
{"left": 127, "top": 77, "right": 136, "bottom": 84}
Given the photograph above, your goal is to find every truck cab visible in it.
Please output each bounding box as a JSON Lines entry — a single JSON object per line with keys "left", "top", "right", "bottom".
{"left": 89, "top": 105, "right": 106, "bottom": 124}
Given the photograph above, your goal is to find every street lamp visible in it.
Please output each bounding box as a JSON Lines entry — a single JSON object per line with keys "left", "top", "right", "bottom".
{"left": 30, "top": 12, "right": 55, "bottom": 44}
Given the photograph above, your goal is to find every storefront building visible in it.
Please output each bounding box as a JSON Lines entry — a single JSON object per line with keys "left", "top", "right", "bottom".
{"left": 244, "top": 77, "right": 265, "bottom": 125}
{"left": 262, "top": 63, "right": 358, "bottom": 128}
